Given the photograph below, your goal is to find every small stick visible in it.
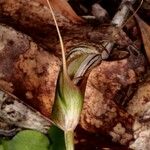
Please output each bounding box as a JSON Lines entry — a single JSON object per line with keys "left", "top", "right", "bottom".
{"left": 111, "top": 0, "right": 136, "bottom": 27}
{"left": 102, "top": 0, "right": 138, "bottom": 58}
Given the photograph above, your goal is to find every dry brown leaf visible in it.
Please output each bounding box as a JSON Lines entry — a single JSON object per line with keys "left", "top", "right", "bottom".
{"left": 36, "top": 0, "right": 83, "bottom": 23}
{"left": 135, "top": 15, "right": 150, "bottom": 62}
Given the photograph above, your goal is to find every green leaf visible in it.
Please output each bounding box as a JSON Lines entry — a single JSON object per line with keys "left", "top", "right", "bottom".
{"left": 48, "top": 125, "right": 65, "bottom": 150}
{"left": 2, "top": 130, "right": 49, "bottom": 150}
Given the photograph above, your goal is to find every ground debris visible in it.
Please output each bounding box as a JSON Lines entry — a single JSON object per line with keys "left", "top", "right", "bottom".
{"left": 0, "top": 24, "right": 60, "bottom": 117}
{"left": 80, "top": 50, "right": 145, "bottom": 145}
{"left": 128, "top": 73, "right": 150, "bottom": 150}
{"left": 0, "top": 0, "right": 150, "bottom": 149}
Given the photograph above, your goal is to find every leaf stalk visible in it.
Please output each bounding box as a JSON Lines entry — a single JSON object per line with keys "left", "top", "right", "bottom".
{"left": 64, "top": 131, "right": 74, "bottom": 150}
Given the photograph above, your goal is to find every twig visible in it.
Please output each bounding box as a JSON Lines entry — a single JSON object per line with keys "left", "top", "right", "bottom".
{"left": 101, "top": 0, "right": 138, "bottom": 59}
{"left": 111, "top": 0, "right": 136, "bottom": 26}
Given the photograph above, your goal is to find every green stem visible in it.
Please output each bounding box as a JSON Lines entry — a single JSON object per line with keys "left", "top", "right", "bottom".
{"left": 64, "top": 131, "right": 74, "bottom": 150}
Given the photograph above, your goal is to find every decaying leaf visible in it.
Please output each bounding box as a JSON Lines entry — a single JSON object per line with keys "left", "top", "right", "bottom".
{"left": 127, "top": 73, "right": 150, "bottom": 150}
{"left": 0, "top": 90, "right": 51, "bottom": 133}
{"left": 36, "top": 0, "right": 83, "bottom": 23}
{"left": 135, "top": 15, "right": 150, "bottom": 62}
{"left": 80, "top": 50, "right": 145, "bottom": 145}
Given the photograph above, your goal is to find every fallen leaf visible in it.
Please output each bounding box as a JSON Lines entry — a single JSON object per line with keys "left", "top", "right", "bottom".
{"left": 135, "top": 15, "right": 150, "bottom": 62}
{"left": 36, "top": 0, "right": 83, "bottom": 23}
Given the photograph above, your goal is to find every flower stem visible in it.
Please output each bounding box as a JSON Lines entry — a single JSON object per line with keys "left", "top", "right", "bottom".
{"left": 64, "top": 131, "right": 74, "bottom": 150}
